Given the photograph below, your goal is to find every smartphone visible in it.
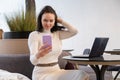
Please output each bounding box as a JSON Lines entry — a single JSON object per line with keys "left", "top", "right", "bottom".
{"left": 42, "top": 35, "right": 52, "bottom": 48}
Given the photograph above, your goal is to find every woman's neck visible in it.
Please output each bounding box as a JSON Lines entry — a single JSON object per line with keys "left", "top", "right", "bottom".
{"left": 43, "top": 29, "right": 51, "bottom": 33}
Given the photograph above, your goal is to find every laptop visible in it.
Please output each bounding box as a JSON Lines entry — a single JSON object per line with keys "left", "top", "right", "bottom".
{"left": 72, "top": 37, "right": 109, "bottom": 58}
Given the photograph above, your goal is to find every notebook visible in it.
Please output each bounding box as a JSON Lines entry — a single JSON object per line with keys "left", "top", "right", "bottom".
{"left": 72, "top": 37, "right": 109, "bottom": 58}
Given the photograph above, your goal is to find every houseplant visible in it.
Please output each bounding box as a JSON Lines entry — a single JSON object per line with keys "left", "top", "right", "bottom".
{"left": 3, "top": 10, "right": 36, "bottom": 39}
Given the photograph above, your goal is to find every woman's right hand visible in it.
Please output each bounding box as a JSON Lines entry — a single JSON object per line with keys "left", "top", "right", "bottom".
{"left": 36, "top": 44, "right": 52, "bottom": 59}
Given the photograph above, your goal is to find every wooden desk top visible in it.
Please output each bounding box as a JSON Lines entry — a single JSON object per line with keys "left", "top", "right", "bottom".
{"left": 104, "top": 50, "right": 120, "bottom": 55}
{"left": 63, "top": 55, "right": 120, "bottom": 65}
{"left": 62, "top": 49, "right": 74, "bottom": 52}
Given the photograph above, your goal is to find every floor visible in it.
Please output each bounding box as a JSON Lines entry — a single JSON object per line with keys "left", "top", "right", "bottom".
{"left": 112, "top": 71, "right": 120, "bottom": 80}
{"left": 79, "top": 65, "right": 120, "bottom": 80}
{"left": 79, "top": 66, "right": 113, "bottom": 80}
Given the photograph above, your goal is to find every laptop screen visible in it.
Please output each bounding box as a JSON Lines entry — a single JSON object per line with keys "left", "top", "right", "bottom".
{"left": 89, "top": 37, "right": 109, "bottom": 57}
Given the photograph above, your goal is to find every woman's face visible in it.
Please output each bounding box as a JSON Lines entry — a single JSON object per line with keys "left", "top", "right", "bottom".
{"left": 41, "top": 13, "right": 55, "bottom": 31}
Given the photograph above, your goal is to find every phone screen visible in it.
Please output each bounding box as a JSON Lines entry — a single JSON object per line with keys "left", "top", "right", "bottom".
{"left": 42, "top": 35, "right": 52, "bottom": 47}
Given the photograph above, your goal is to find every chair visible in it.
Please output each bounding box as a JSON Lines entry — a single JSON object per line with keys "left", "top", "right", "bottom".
{"left": 83, "top": 48, "right": 90, "bottom": 55}
{"left": 107, "top": 66, "right": 120, "bottom": 80}
{"left": 106, "top": 49, "right": 120, "bottom": 80}
{"left": 58, "top": 49, "right": 91, "bottom": 69}
{"left": 58, "top": 51, "right": 76, "bottom": 69}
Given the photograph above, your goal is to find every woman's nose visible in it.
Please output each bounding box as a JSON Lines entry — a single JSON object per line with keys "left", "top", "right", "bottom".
{"left": 46, "top": 22, "right": 51, "bottom": 25}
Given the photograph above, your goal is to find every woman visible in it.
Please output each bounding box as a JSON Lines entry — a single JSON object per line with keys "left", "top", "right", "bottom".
{"left": 28, "top": 5, "right": 89, "bottom": 80}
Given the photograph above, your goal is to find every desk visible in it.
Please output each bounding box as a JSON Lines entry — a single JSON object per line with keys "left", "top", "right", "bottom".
{"left": 63, "top": 55, "right": 120, "bottom": 80}
{"left": 105, "top": 50, "right": 120, "bottom": 55}
{"left": 62, "top": 49, "right": 74, "bottom": 52}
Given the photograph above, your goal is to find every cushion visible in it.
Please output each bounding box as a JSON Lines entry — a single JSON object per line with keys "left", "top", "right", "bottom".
{"left": 0, "top": 69, "right": 30, "bottom": 80}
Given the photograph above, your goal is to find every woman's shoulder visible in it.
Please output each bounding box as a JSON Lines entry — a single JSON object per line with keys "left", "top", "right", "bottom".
{"left": 29, "top": 31, "right": 39, "bottom": 36}
{"left": 30, "top": 31, "right": 38, "bottom": 34}
{"left": 29, "top": 31, "right": 39, "bottom": 38}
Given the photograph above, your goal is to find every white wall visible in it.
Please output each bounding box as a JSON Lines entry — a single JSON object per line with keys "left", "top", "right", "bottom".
{"left": 0, "top": 0, "right": 24, "bottom": 31}
{"left": 36, "top": 0, "right": 120, "bottom": 54}
{"left": 1, "top": 0, "right": 120, "bottom": 54}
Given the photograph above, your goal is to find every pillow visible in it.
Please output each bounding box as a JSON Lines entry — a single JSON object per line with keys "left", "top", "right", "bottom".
{"left": 0, "top": 69, "right": 30, "bottom": 80}
{"left": 58, "top": 51, "right": 75, "bottom": 69}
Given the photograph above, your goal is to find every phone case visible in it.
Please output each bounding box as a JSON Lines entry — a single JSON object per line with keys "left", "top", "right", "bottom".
{"left": 43, "top": 35, "right": 52, "bottom": 47}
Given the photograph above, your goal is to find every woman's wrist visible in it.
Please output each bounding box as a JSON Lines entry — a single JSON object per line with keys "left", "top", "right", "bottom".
{"left": 36, "top": 52, "right": 44, "bottom": 59}
{"left": 57, "top": 18, "right": 63, "bottom": 24}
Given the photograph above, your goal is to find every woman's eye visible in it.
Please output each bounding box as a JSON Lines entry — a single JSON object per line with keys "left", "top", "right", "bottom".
{"left": 44, "top": 19, "right": 48, "bottom": 22}
{"left": 50, "top": 20, "right": 53, "bottom": 22}
{"left": 43, "top": 19, "right": 54, "bottom": 23}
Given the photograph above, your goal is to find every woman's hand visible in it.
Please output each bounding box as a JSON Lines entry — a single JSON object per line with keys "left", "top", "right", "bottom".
{"left": 57, "top": 17, "right": 63, "bottom": 24}
{"left": 36, "top": 44, "right": 52, "bottom": 59}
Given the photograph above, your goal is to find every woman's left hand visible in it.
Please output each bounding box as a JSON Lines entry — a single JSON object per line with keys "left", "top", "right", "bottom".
{"left": 36, "top": 44, "right": 52, "bottom": 59}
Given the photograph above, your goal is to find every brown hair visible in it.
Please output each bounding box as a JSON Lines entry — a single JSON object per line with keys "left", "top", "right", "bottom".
{"left": 36, "top": 5, "right": 64, "bottom": 32}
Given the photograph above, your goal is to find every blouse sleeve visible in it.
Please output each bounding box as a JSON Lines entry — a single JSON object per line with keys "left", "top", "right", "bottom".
{"left": 28, "top": 31, "right": 40, "bottom": 65}
{"left": 59, "top": 21, "right": 78, "bottom": 40}
{"left": 28, "top": 31, "right": 61, "bottom": 65}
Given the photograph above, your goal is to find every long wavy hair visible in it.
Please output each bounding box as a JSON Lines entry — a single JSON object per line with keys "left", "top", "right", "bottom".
{"left": 36, "top": 5, "right": 64, "bottom": 33}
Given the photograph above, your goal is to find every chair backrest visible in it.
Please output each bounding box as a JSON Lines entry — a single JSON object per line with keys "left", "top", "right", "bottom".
{"left": 108, "top": 66, "right": 120, "bottom": 71}
{"left": 58, "top": 51, "right": 75, "bottom": 69}
{"left": 107, "top": 65, "right": 120, "bottom": 80}
{"left": 83, "top": 48, "right": 90, "bottom": 55}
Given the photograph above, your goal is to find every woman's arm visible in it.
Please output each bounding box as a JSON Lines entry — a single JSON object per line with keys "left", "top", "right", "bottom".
{"left": 28, "top": 31, "right": 52, "bottom": 65}
{"left": 57, "top": 18, "right": 78, "bottom": 40}
{"left": 28, "top": 31, "right": 39, "bottom": 65}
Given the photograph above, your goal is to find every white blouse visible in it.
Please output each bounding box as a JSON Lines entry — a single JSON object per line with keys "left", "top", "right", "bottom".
{"left": 28, "top": 24, "right": 78, "bottom": 65}
{"left": 28, "top": 31, "right": 62, "bottom": 65}
{"left": 27, "top": 25, "right": 89, "bottom": 80}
